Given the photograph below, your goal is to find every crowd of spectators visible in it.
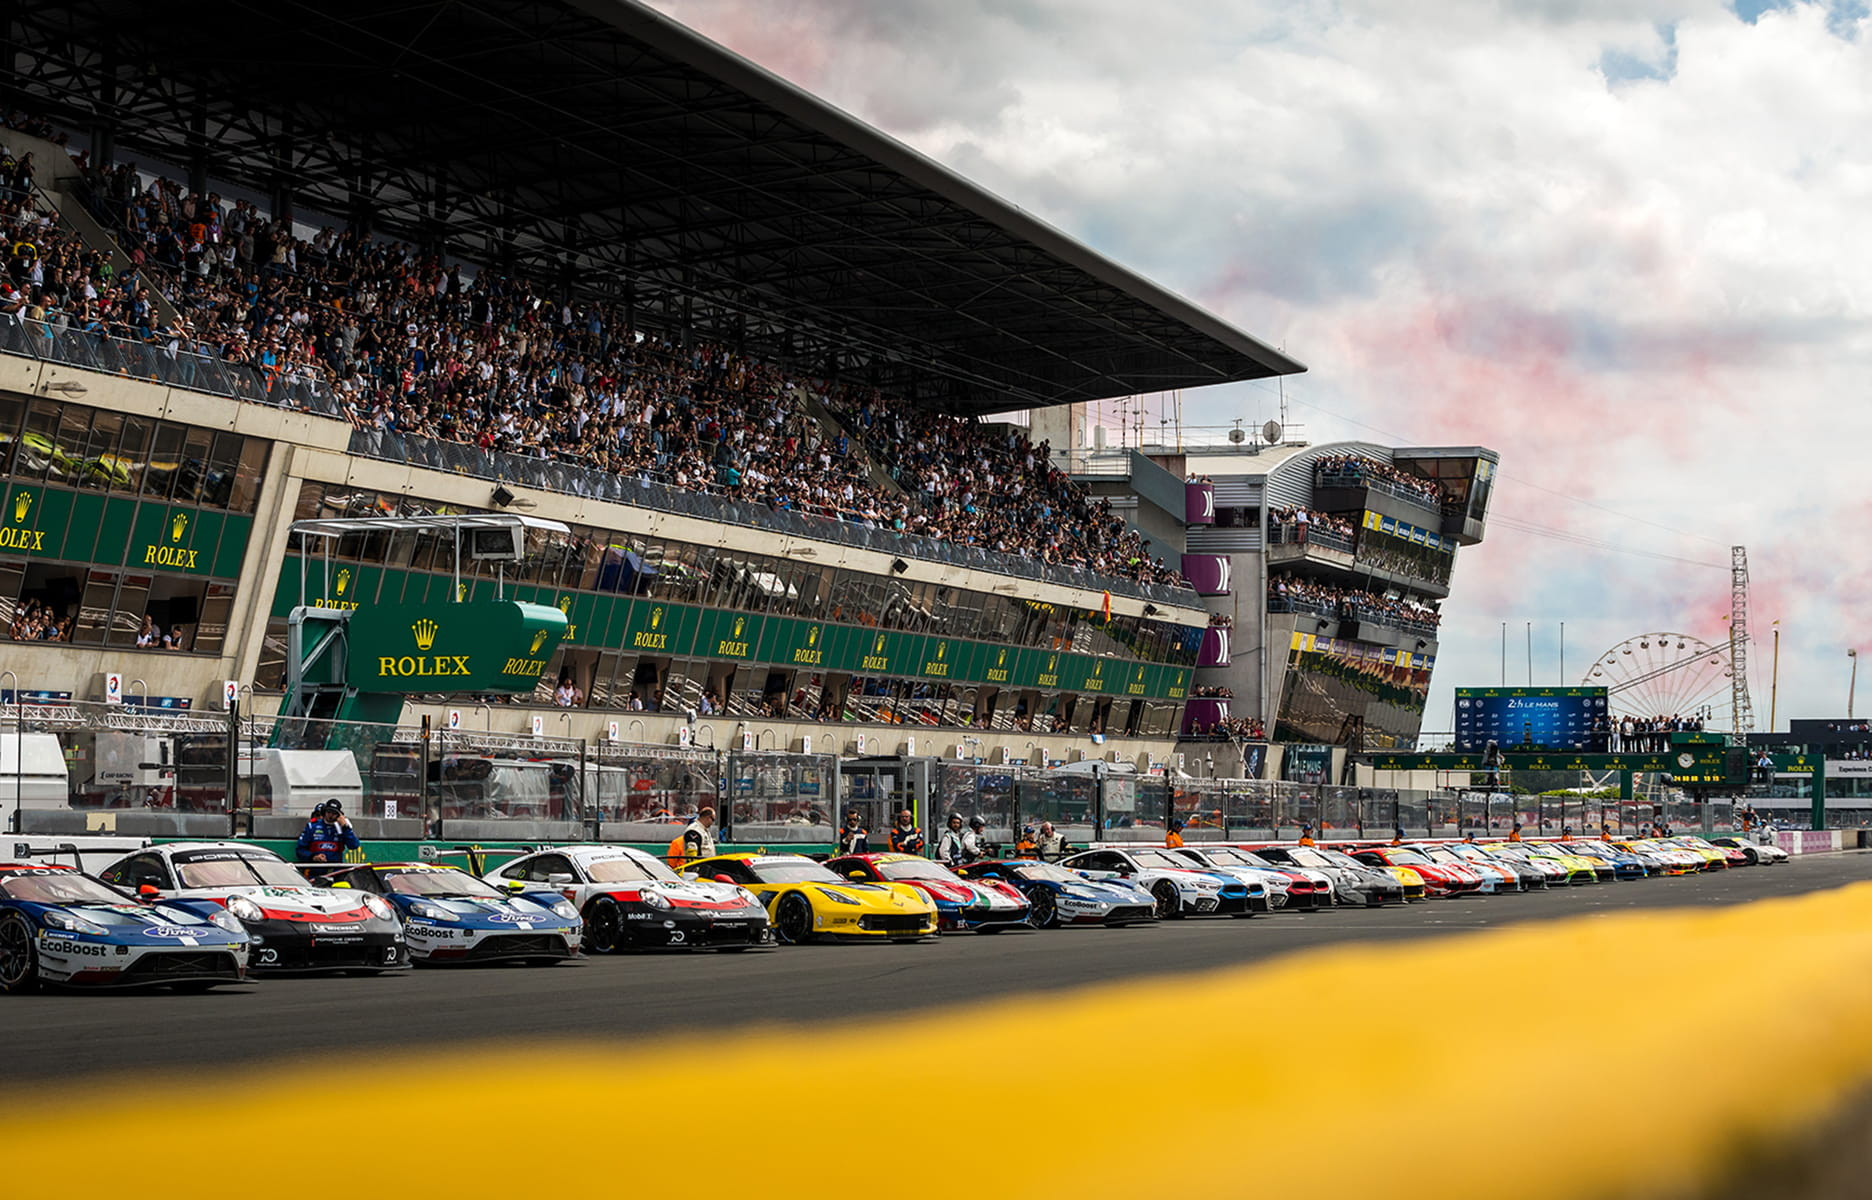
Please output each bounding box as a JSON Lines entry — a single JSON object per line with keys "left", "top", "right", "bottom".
{"left": 1313, "top": 452, "right": 1441, "bottom": 507}
{"left": 7, "top": 599, "right": 71, "bottom": 642}
{"left": 1596, "top": 713, "right": 1706, "bottom": 753}
{"left": 1269, "top": 505, "right": 1356, "bottom": 546}
{"left": 1184, "top": 714, "right": 1265, "bottom": 741}
{"left": 1267, "top": 576, "right": 1440, "bottom": 631}
{"left": 1191, "top": 685, "right": 1233, "bottom": 698}
{"left": 1208, "top": 613, "right": 1232, "bottom": 628}
{"left": 0, "top": 110, "right": 1187, "bottom": 592}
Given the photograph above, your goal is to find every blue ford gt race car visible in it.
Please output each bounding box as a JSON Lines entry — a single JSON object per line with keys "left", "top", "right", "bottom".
{"left": 0, "top": 861, "right": 250, "bottom": 992}
{"left": 304, "top": 862, "right": 582, "bottom": 965}
{"left": 955, "top": 859, "right": 1160, "bottom": 928}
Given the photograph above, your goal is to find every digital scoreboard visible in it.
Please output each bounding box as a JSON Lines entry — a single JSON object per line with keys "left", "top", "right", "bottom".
{"left": 1454, "top": 686, "right": 1608, "bottom": 752}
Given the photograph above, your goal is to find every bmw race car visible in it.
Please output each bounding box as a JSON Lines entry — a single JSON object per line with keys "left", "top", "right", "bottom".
{"left": 306, "top": 862, "right": 580, "bottom": 965}
{"left": 98, "top": 842, "right": 407, "bottom": 973}
{"left": 0, "top": 862, "right": 250, "bottom": 992}
{"left": 1166, "top": 846, "right": 1287, "bottom": 911}
{"left": 827, "top": 853, "right": 1031, "bottom": 931}
{"left": 487, "top": 845, "right": 772, "bottom": 952}
{"left": 1063, "top": 848, "right": 1257, "bottom": 917}
{"left": 955, "top": 859, "right": 1158, "bottom": 928}
{"left": 683, "top": 853, "right": 937, "bottom": 943}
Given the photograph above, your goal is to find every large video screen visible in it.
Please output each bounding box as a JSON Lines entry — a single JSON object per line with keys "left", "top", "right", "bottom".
{"left": 1454, "top": 686, "right": 1608, "bottom": 752}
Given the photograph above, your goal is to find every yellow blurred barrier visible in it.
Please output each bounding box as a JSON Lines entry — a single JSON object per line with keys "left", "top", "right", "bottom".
{"left": 10, "top": 883, "right": 1872, "bottom": 1198}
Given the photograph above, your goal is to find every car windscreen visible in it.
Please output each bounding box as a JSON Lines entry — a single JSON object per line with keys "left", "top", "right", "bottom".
{"left": 1315, "top": 850, "right": 1366, "bottom": 869}
{"left": 378, "top": 868, "right": 501, "bottom": 898}
{"left": 1, "top": 873, "right": 128, "bottom": 905}
{"left": 1285, "top": 848, "right": 1334, "bottom": 868}
{"left": 1384, "top": 849, "right": 1433, "bottom": 866}
{"left": 877, "top": 859, "right": 955, "bottom": 882}
{"left": 1012, "top": 863, "right": 1083, "bottom": 884}
{"left": 174, "top": 851, "right": 305, "bottom": 888}
{"left": 1128, "top": 850, "right": 1188, "bottom": 870}
{"left": 586, "top": 855, "right": 669, "bottom": 883}
{"left": 749, "top": 860, "right": 843, "bottom": 885}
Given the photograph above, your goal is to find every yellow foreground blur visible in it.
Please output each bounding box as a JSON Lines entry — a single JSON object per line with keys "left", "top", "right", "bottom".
{"left": 10, "top": 882, "right": 1872, "bottom": 1199}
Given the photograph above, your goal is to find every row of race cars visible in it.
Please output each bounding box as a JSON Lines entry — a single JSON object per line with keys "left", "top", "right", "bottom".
{"left": 0, "top": 832, "right": 1786, "bottom": 992}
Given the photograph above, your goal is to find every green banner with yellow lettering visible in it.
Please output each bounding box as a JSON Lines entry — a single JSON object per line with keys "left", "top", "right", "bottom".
{"left": 344, "top": 600, "right": 569, "bottom": 693}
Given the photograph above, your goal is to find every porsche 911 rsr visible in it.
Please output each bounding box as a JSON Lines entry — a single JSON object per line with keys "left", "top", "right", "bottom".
{"left": 1348, "top": 847, "right": 1480, "bottom": 897}
{"left": 487, "top": 845, "right": 772, "bottom": 952}
{"left": 1709, "top": 836, "right": 1789, "bottom": 865}
{"left": 1254, "top": 843, "right": 1409, "bottom": 907}
{"left": 684, "top": 853, "right": 937, "bottom": 943}
{"left": 827, "top": 853, "right": 1031, "bottom": 931}
{"left": 0, "top": 863, "right": 250, "bottom": 992}
{"left": 98, "top": 843, "right": 407, "bottom": 973}
{"left": 309, "top": 862, "right": 580, "bottom": 965}
{"left": 955, "top": 860, "right": 1158, "bottom": 928}
{"left": 1063, "top": 848, "right": 1256, "bottom": 917}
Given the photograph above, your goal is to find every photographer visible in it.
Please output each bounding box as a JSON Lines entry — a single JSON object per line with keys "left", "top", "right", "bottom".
{"left": 296, "top": 799, "right": 361, "bottom": 863}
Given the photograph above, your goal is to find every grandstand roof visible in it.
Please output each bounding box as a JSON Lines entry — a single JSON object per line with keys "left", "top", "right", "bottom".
{"left": 13, "top": 0, "right": 1304, "bottom": 414}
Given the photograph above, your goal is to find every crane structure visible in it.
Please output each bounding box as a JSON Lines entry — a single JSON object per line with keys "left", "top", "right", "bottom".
{"left": 1729, "top": 545, "right": 1755, "bottom": 735}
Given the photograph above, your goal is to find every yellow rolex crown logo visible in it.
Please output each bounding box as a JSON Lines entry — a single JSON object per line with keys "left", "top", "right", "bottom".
{"left": 529, "top": 628, "right": 549, "bottom": 654}
{"left": 412, "top": 619, "right": 439, "bottom": 651}
{"left": 937, "top": 642, "right": 947, "bottom": 659}
{"left": 170, "top": 512, "right": 189, "bottom": 542}
{"left": 558, "top": 596, "right": 572, "bottom": 614}
{"left": 1048, "top": 654, "right": 1058, "bottom": 670}
{"left": 335, "top": 568, "right": 351, "bottom": 596}
{"left": 996, "top": 650, "right": 1007, "bottom": 666}
{"left": 12, "top": 492, "right": 31, "bottom": 523}
{"left": 875, "top": 634, "right": 886, "bottom": 655}
{"left": 650, "top": 606, "right": 664, "bottom": 630}
{"left": 808, "top": 626, "right": 819, "bottom": 646}
{"left": 1136, "top": 665, "right": 1147, "bottom": 680}
{"left": 456, "top": 583, "right": 467, "bottom": 601}
{"left": 1093, "top": 661, "right": 1103, "bottom": 676}
{"left": 733, "top": 617, "right": 745, "bottom": 637}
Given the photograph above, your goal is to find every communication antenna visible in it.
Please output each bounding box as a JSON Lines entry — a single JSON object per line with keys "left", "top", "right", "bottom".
{"left": 1261, "top": 418, "right": 1283, "bottom": 445}
{"left": 1228, "top": 418, "right": 1246, "bottom": 445}
{"left": 1729, "top": 545, "right": 1755, "bottom": 734}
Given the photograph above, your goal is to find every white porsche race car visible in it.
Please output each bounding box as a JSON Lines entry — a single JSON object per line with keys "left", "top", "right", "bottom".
{"left": 487, "top": 845, "right": 773, "bottom": 951}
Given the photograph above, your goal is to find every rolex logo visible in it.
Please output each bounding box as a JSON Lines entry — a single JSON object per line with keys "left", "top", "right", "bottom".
{"left": 650, "top": 606, "right": 664, "bottom": 630}
{"left": 456, "top": 583, "right": 467, "bottom": 601}
{"left": 733, "top": 616, "right": 746, "bottom": 638}
{"left": 875, "top": 634, "right": 887, "bottom": 655}
{"left": 170, "top": 512, "right": 189, "bottom": 542}
{"left": 808, "top": 626, "right": 819, "bottom": 646}
{"left": 1047, "top": 654, "right": 1058, "bottom": 671}
{"left": 996, "top": 650, "right": 1007, "bottom": 667}
{"left": 529, "top": 628, "right": 549, "bottom": 654}
{"left": 11, "top": 492, "right": 30, "bottom": 523}
{"left": 558, "top": 596, "right": 572, "bottom": 614}
{"left": 1092, "top": 661, "right": 1103, "bottom": 676}
{"left": 1136, "top": 665, "right": 1147, "bottom": 681}
{"left": 335, "top": 568, "right": 351, "bottom": 596}
{"left": 936, "top": 642, "right": 947, "bottom": 659}
{"left": 412, "top": 619, "right": 439, "bottom": 651}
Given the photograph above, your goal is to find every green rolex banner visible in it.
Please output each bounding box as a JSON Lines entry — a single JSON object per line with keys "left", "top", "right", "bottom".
{"left": 345, "top": 600, "right": 569, "bottom": 694}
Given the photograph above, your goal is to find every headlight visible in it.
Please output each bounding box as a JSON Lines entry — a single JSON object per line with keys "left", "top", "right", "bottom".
{"left": 209, "top": 910, "right": 244, "bottom": 933}
{"left": 40, "top": 909, "right": 107, "bottom": 936}
{"left": 223, "top": 895, "right": 264, "bottom": 923}
{"left": 738, "top": 889, "right": 762, "bottom": 908}
{"left": 551, "top": 900, "right": 580, "bottom": 921}
{"left": 410, "top": 901, "right": 450, "bottom": 922}
{"left": 641, "top": 889, "right": 670, "bottom": 908}
{"left": 817, "top": 887, "right": 861, "bottom": 905}
{"left": 363, "top": 895, "right": 395, "bottom": 921}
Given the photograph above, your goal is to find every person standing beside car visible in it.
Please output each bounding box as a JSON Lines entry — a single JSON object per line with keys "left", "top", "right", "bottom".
{"left": 296, "top": 799, "right": 361, "bottom": 863}
{"left": 935, "top": 813, "right": 968, "bottom": 867}
{"left": 888, "top": 809, "right": 926, "bottom": 856}
{"left": 668, "top": 806, "right": 716, "bottom": 868}
{"left": 1164, "top": 819, "right": 1185, "bottom": 849}
{"left": 1034, "top": 821, "right": 1069, "bottom": 861}
{"left": 836, "top": 810, "right": 870, "bottom": 855}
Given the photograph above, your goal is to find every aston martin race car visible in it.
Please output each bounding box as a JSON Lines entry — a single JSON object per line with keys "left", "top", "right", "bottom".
{"left": 1443, "top": 842, "right": 1546, "bottom": 890}
{"left": 1416, "top": 844, "right": 1516, "bottom": 893}
{"left": 487, "top": 845, "right": 772, "bottom": 951}
{"left": 1063, "top": 847, "right": 1257, "bottom": 917}
{"left": 1347, "top": 846, "right": 1481, "bottom": 897}
{"left": 98, "top": 842, "right": 407, "bottom": 972}
{"left": 307, "top": 862, "right": 580, "bottom": 965}
{"left": 1556, "top": 840, "right": 1649, "bottom": 880}
{"left": 955, "top": 859, "right": 1158, "bottom": 928}
{"left": 683, "top": 853, "right": 937, "bottom": 943}
{"left": 0, "top": 862, "right": 250, "bottom": 992}
{"left": 1486, "top": 841, "right": 1596, "bottom": 885}
{"left": 1615, "top": 840, "right": 1701, "bottom": 875}
{"left": 827, "top": 853, "right": 1031, "bottom": 931}
{"left": 1252, "top": 844, "right": 1405, "bottom": 907}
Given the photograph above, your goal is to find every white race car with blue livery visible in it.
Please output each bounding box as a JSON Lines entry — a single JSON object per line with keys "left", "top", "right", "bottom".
{"left": 303, "top": 861, "right": 581, "bottom": 965}
{"left": 1063, "top": 847, "right": 1259, "bottom": 918}
{"left": 0, "top": 861, "right": 250, "bottom": 992}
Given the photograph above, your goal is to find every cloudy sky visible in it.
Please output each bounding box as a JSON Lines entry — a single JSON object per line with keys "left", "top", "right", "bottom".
{"left": 651, "top": 0, "right": 1869, "bottom": 733}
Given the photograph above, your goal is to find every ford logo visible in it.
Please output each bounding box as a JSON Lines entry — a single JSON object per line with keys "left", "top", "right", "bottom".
{"left": 486, "top": 912, "right": 533, "bottom": 923}
{"left": 144, "top": 925, "right": 202, "bottom": 938}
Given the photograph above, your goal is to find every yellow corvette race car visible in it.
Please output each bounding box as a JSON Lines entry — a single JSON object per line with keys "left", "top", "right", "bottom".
{"left": 684, "top": 853, "right": 938, "bottom": 943}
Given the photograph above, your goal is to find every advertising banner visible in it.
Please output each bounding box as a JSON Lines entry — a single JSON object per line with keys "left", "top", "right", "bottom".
{"left": 346, "top": 600, "right": 568, "bottom": 693}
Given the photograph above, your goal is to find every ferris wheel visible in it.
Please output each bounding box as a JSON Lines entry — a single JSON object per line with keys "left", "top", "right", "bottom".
{"left": 1583, "top": 632, "right": 1732, "bottom": 724}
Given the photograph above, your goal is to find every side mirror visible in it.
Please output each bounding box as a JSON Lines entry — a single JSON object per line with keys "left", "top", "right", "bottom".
{"left": 848, "top": 870, "right": 868, "bottom": 881}
{"left": 712, "top": 874, "right": 735, "bottom": 885}
{"left": 506, "top": 880, "right": 527, "bottom": 893}
{"left": 545, "top": 872, "right": 574, "bottom": 886}
{"left": 137, "top": 884, "right": 160, "bottom": 902}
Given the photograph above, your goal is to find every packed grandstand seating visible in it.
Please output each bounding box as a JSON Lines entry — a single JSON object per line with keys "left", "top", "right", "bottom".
{"left": 1312, "top": 452, "right": 1441, "bottom": 506}
{"left": 1183, "top": 715, "right": 1265, "bottom": 741}
{"left": 0, "top": 113, "right": 1185, "bottom": 590}
{"left": 1266, "top": 576, "right": 1441, "bottom": 631}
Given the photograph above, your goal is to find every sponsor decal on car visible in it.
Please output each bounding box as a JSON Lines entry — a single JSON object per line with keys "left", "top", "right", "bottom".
{"left": 484, "top": 913, "right": 537, "bottom": 924}
{"left": 144, "top": 925, "right": 205, "bottom": 938}
{"left": 42, "top": 939, "right": 109, "bottom": 957}
{"left": 311, "top": 923, "right": 364, "bottom": 934}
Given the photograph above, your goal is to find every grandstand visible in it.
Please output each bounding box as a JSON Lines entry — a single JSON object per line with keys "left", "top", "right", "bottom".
{"left": 0, "top": 0, "right": 1489, "bottom": 802}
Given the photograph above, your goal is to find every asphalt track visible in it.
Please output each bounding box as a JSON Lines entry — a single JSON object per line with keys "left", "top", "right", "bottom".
{"left": 9, "top": 851, "right": 1870, "bottom": 1080}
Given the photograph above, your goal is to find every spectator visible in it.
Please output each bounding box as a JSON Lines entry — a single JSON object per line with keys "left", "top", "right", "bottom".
{"left": 295, "top": 799, "right": 361, "bottom": 863}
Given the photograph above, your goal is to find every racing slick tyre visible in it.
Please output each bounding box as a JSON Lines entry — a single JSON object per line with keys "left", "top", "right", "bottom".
{"left": 1152, "top": 880, "right": 1181, "bottom": 919}
{"left": 1028, "top": 891, "right": 1058, "bottom": 929}
{"left": 583, "top": 898, "right": 622, "bottom": 955}
{"left": 775, "top": 893, "right": 814, "bottom": 944}
{"left": 0, "top": 911, "right": 38, "bottom": 994}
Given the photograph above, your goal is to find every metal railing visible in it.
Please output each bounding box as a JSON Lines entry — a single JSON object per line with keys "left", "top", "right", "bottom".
{"left": 1313, "top": 466, "right": 1443, "bottom": 514}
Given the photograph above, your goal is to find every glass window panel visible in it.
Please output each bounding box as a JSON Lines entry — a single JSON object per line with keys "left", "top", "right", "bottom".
{"left": 18, "top": 400, "right": 64, "bottom": 483}
{"left": 230, "top": 439, "right": 268, "bottom": 513}
{"left": 75, "top": 409, "right": 124, "bottom": 491}
{"left": 143, "top": 422, "right": 187, "bottom": 499}
{"left": 202, "top": 433, "right": 244, "bottom": 509}
{"left": 193, "top": 581, "right": 236, "bottom": 655}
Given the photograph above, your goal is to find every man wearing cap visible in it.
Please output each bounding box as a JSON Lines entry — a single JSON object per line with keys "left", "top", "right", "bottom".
{"left": 296, "top": 799, "right": 361, "bottom": 863}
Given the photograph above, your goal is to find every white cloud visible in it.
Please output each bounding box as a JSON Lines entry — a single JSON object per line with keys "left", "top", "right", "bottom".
{"left": 653, "top": 0, "right": 1872, "bottom": 728}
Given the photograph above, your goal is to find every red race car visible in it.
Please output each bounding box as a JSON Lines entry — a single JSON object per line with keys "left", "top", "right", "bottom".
{"left": 827, "top": 853, "right": 1030, "bottom": 931}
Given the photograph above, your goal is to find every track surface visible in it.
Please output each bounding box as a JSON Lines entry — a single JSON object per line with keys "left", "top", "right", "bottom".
{"left": 10, "top": 852, "right": 1869, "bottom": 1080}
